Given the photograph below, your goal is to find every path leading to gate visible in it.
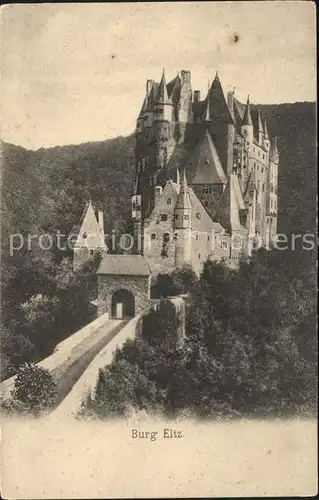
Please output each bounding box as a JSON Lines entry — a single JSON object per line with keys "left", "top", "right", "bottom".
{"left": 0, "top": 314, "right": 126, "bottom": 404}
{"left": 50, "top": 315, "right": 141, "bottom": 419}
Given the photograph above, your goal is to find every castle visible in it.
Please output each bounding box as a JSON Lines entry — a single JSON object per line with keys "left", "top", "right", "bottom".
{"left": 71, "top": 70, "right": 280, "bottom": 318}
{"left": 132, "top": 70, "right": 279, "bottom": 274}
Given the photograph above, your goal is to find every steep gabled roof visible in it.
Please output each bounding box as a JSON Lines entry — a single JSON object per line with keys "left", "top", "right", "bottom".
{"left": 188, "top": 187, "right": 224, "bottom": 233}
{"left": 188, "top": 129, "right": 227, "bottom": 185}
{"left": 167, "top": 73, "right": 181, "bottom": 101}
{"left": 215, "top": 174, "right": 247, "bottom": 233}
{"left": 208, "top": 74, "right": 234, "bottom": 124}
{"left": 69, "top": 200, "right": 106, "bottom": 250}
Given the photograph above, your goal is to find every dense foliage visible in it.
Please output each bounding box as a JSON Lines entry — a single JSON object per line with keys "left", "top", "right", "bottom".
{"left": 80, "top": 247, "right": 317, "bottom": 420}
{"left": 1, "top": 253, "right": 101, "bottom": 381}
{"left": 1, "top": 101, "right": 316, "bottom": 403}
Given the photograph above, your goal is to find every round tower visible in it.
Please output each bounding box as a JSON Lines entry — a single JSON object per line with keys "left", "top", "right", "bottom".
{"left": 241, "top": 96, "right": 253, "bottom": 144}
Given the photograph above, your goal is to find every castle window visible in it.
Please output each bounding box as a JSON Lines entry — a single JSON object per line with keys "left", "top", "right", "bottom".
{"left": 261, "top": 167, "right": 264, "bottom": 173}
{"left": 175, "top": 214, "right": 178, "bottom": 220}
{"left": 184, "top": 215, "right": 189, "bottom": 220}
{"left": 221, "top": 241, "right": 228, "bottom": 250}
{"left": 161, "top": 214, "right": 168, "bottom": 221}
{"left": 195, "top": 234, "right": 199, "bottom": 240}
{"left": 167, "top": 198, "right": 171, "bottom": 205}
{"left": 207, "top": 235, "right": 210, "bottom": 241}
{"left": 198, "top": 253, "right": 201, "bottom": 259}
{"left": 161, "top": 232, "right": 170, "bottom": 258}
{"left": 151, "top": 233, "right": 156, "bottom": 240}
{"left": 89, "top": 249, "right": 94, "bottom": 256}
{"left": 262, "top": 183, "right": 265, "bottom": 192}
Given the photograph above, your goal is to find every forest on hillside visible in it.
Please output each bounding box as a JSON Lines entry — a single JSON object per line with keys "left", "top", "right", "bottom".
{"left": 0, "top": 101, "right": 317, "bottom": 385}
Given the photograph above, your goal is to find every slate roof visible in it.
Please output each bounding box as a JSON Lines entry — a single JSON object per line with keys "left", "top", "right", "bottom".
{"left": 215, "top": 174, "right": 247, "bottom": 233}
{"left": 242, "top": 97, "right": 253, "bottom": 126}
{"left": 168, "top": 181, "right": 224, "bottom": 233}
{"left": 187, "top": 129, "right": 227, "bottom": 185}
{"left": 97, "top": 254, "right": 151, "bottom": 276}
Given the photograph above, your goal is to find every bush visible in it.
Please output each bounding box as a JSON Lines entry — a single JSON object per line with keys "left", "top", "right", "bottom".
{"left": 11, "top": 363, "right": 57, "bottom": 416}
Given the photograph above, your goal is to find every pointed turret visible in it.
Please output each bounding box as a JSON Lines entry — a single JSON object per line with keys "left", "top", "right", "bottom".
{"left": 242, "top": 96, "right": 252, "bottom": 126}
{"left": 263, "top": 119, "right": 270, "bottom": 151}
{"left": 157, "top": 69, "right": 169, "bottom": 104}
{"left": 154, "top": 69, "right": 173, "bottom": 122}
{"left": 174, "top": 169, "right": 192, "bottom": 266}
{"left": 257, "top": 108, "right": 264, "bottom": 144}
{"left": 264, "top": 119, "right": 269, "bottom": 139}
{"left": 175, "top": 169, "right": 192, "bottom": 211}
{"left": 204, "top": 95, "right": 211, "bottom": 123}
{"left": 241, "top": 96, "right": 253, "bottom": 143}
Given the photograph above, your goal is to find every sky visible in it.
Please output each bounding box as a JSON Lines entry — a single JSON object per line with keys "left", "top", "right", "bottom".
{"left": 0, "top": 2, "right": 316, "bottom": 150}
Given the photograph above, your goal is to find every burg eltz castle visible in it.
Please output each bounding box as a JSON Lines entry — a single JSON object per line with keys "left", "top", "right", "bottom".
{"left": 71, "top": 70, "right": 280, "bottom": 318}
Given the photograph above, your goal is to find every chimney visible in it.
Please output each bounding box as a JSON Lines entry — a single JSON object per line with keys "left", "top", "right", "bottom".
{"left": 155, "top": 185, "right": 163, "bottom": 206}
{"left": 98, "top": 211, "right": 104, "bottom": 240}
{"left": 193, "top": 90, "right": 200, "bottom": 103}
{"left": 180, "top": 70, "right": 191, "bottom": 85}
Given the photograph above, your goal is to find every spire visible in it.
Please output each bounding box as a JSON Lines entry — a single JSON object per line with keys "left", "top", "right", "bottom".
{"left": 157, "top": 68, "right": 169, "bottom": 104}
{"left": 176, "top": 169, "right": 192, "bottom": 210}
{"left": 242, "top": 96, "right": 252, "bottom": 126}
{"left": 257, "top": 108, "right": 263, "bottom": 134}
{"left": 264, "top": 119, "right": 269, "bottom": 139}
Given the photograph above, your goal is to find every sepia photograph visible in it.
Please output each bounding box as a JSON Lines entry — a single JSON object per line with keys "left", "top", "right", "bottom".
{"left": 0, "top": 2, "right": 317, "bottom": 498}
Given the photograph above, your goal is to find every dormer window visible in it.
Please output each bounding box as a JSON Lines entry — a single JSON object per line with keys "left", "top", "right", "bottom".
{"left": 205, "top": 158, "right": 210, "bottom": 164}
{"left": 167, "top": 198, "right": 171, "bottom": 205}
{"left": 196, "top": 213, "right": 201, "bottom": 219}
{"left": 82, "top": 232, "right": 87, "bottom": 239}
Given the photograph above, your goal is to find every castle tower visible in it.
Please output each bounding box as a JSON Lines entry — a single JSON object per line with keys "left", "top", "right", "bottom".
{"left": 241, "top": 96, "right": 253, "bottom": 144}
{"left": 174, "top": 169, "right": 192, "bottom": 267}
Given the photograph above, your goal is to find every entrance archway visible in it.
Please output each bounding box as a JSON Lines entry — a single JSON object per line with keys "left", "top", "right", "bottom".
{"left": 111, "top": 289, "right": 135, "bottom": 319}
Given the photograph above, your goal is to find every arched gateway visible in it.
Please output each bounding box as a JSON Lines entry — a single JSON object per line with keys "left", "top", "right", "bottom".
{"left": 97, "top": 254, "right": 151, "bottom": 319}
{"left": 111, "top": 289, "right": 135, "bottom": 319}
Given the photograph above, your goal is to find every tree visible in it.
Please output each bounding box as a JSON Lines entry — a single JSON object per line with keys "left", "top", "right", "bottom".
{"left": 11, "top": 363, "right": 57, "bottom": 416}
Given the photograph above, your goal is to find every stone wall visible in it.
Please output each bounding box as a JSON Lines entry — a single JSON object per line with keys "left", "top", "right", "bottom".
{"left": 97, "top": 274, "right": 151, "bottom": 317}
